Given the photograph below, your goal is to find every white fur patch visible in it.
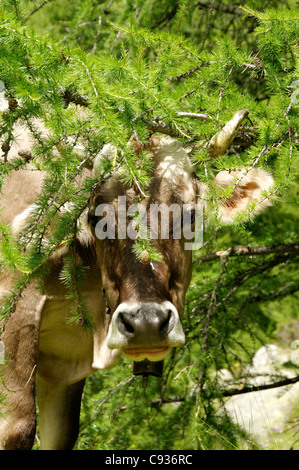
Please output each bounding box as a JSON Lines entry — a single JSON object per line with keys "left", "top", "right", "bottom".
{"left": 76, "top": 209, "right": 94, "bottom": 247}
{"left": 11, "top": 204, "right": 37, "bottom": 237}
{"left": 154, "top": 136, "right": 194, "bottom": 183}
{"left": 93, "top": 143, "right": 117, "bottom": 178}
{"left": 214, "top": 168, "right": 274, "bottom": 223}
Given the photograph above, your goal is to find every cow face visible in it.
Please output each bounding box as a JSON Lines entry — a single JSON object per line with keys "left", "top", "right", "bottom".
{"left": 87, "top": 135, "right": 274, "bottom": 363}
{"left": 88, "top": 137, "right": 197, "bottom": 362}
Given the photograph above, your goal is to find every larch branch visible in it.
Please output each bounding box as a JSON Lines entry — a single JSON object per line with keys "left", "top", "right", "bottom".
{"left": 199, "top": 243, "right": 299, "bottom": 263}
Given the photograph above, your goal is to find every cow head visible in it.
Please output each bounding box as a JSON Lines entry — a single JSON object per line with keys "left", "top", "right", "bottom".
{"left": 87, "top": 135, "right": 274, "bottom": 364}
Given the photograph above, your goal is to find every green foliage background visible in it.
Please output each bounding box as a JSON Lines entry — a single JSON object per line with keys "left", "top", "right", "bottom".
{"left": 0, "top": 0, "right": 298, "bottom": 450}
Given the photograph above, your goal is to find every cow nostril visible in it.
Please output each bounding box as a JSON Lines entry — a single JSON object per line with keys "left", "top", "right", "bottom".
{"left": 119, "top": 313, "right": 135, "bottom": 335}
{"left": 159, "top": 310, "right": 172, "bottom": 335}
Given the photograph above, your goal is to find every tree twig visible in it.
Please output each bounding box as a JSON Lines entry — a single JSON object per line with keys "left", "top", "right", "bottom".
{"left": 199, "top": 0, "right": 216, "bottom": 53}
{"left": 60, "top": 86, "right": 254, "bottom": 156}
{"left": 153, "top": 373, "right": 299, "bottom": 404}
{"left": 13, "top": 0, "right": 20, "bottom": 20}
{"left": 196, "top": 257, "right": 226, "bottom": 395}
{"left": 166, "top": 63, "right": 207, "bottom": 82}
{"left": 198, "top": 243, "right": 299, "bottom": 263}
{"left": 221, "top": 374, "right": 299, "bottom": 397}
{"left": 24, "top": 0, "right": 56, "bottom": 22}
{"left": 177, "top": 111, "right": 212, "bottom": 120}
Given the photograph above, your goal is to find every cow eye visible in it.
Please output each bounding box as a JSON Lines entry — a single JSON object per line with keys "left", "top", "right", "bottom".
{"left": 181, "top": 209, "right": 196, "bottom": 226}
{"left": 190, "top": 209, "right": 196, "bottom": 224}
{"left": 88, "top": 213, "right": 99, "bottom": 228}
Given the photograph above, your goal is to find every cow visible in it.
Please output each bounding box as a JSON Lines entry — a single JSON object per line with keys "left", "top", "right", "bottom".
{"left": 0, "top": 112, "right": 274, "bottom": 450}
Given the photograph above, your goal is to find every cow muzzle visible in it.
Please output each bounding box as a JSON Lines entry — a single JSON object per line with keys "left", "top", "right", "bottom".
{"left": 106, "top": 301, "right": 185, "bottom": 362}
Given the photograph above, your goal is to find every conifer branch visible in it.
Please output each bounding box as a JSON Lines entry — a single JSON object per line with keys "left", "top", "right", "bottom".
{"left": 151, "top": 373, "right": 299, "bottom": 404}
{"left": 0, "top": 24, "right": 53, "bottom": 49}
{"left": 24, "top": 0, "right": 56, "bottom": 22}
{"left": 249, "top": 283, "right": 299, "bottom": 303}
{"left": 166, "top": 63, "right": 207, "bottom": 82}
{"left": 147, "top": 118, "right": 183, "bottom": 138}
{"left": 221, "top": 374, "right": 299, "bottom": 397}
{"left": 199, "top": 0, "right": 216, "bottom": 53}
{"left": 71, "top": 58, "right": 98, "bottom": 98}
{"left": 196, "top": 256, "right": 226, "bottom": 395}
{"left": 59, "top": 86, "right": 252, "bottom": 155}
{"left": 198, "top": 243, "right": 299, "bottom": 263}
{"left": 13, "top": 1, "right": 20, "bottom": 20}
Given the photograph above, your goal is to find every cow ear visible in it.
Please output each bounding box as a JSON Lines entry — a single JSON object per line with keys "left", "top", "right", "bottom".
{"left": 93, "top": 144, "right": 117, "bottom": 178}
{"left": 213, "top": 168, "right": 274, "bottom": 223}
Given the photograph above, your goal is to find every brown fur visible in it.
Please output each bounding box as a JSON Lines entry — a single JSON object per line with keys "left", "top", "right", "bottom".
{"left": 0, "top": 283, "right": 46, "bottom": 449}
